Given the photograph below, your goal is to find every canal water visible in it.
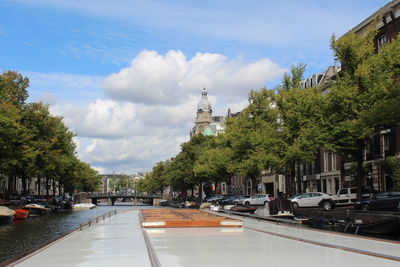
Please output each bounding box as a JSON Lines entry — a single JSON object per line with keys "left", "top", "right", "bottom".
{"left": 0, "top": 204, "right": 150, "bottom": 263}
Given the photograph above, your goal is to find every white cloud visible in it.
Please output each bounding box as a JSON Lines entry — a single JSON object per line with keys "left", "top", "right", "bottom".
{"left": 104, "top": 50, "right": 285, "bottom": 106}
{"left": 45, "top": 49, "right": 284, "bottom": 173}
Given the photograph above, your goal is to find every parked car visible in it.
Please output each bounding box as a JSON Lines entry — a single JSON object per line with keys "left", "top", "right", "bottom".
{"left": 8, "top": 195, "right": 21, "bottom": 204}
{"left": 318, "top": 187, "right": 372, "bottom": 210}
{"left": 354, "top": 191, "right": 400, "bottom": 211}
{"left": 203, "top": 196, "right": 215, "bottom": 202}
{"left": 291, "top": 192, "right": 331, "bottom": 209}
{"left": 204, "top": 195, "right": 224, "bottom": 204}
{"left": 232, "top": 195, "right": 251, "bottom": 205}
{"left": 25, "top": 195, "right": 47, "bottom": 205}
{"left": 243, "top": 194, "right": 272, "bottom": 206}
{"left": 318, "top": 187, "right": 371, "bottom": 210}
{"left": 216, "top": 195, "right": 239, "bottom": 205}
{"left": 288, "top": 193, "right": 302, "bottom": 200}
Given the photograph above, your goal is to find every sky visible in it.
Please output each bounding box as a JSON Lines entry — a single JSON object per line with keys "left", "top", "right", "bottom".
{"left": 0, "top": 0, "right": 389, "bottom": 174}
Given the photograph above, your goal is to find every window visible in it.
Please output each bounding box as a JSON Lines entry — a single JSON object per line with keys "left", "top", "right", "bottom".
{"left": 332, "top": 153, "right": 337, "bottom": 171}
{"left": 377, "top": 35, "right": 387, "bottom": 51}
{"left": 323, "top": 150, "right": 329, "bottom": 172}
{"left": 350, "top": 188, "right": 357, "bottom": 194}
{"left": 339, "top": 189, "right": 347, "bottom": 195}
{"left": 376, "top": 192, "right": 390, "bottom": 199}
{"left": 384, "top": 134, "right": 390, "bottom": 151}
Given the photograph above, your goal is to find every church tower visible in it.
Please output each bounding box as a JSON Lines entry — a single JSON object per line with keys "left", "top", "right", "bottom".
{"left": 194, "top": 88, "right": 212, "bottom": 135}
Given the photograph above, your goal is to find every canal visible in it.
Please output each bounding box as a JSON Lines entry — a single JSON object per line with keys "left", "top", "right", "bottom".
{"left": 0, "top": 204, "right": 150, "bottom": 263}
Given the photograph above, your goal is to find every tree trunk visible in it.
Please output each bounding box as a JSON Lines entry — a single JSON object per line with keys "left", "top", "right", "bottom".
{"left": 198, "top": 183, "right": 202, "bottom": 201}
{"left": 37, "top": 177, "right": 41, "bottom": 196}
{"left": 21, "top": 176, "right": 27, "bottom": 195}
{"left": 287, "top": 163, "right": 295, "bottom": 196}
{"left": 59, "top": 183, "right": 63, "bottom": 196}
{"left": 7, "top": 173, "right": 14, "bottom": 195}
{"left": 46, "top": 177, "right": 49, "bottom": 197}
{"left": 52, "top": 178, "right": 56, "bottom": 196}
{"left": 354, "top": 141, "right": 365, "bottom": 200}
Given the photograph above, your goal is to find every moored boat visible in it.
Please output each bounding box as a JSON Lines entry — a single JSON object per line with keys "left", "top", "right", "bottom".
{"left": 23, "top": 204, "right": 48, "bottom": 216}
{"left": 209, "top": 205, "right": 222, "bottom": 211}
{"left": 0, "top": 206, "right": 16, "bottom": 224}
{"left": 223, "top": 205, "right": 235, "bottom": 210}
{"left": 184, "top": 201, "right": 196, "bottom": 208}
{"left": 340, "top": 218, "right": 400, "bottom": 235}
{"left": 159, "top": 200, "right": 169, "bottom": 206}
{"left": 268, "top": 199, "right": 294, "bottom": 218}
{"left": 72, "top": 203, "right": 96, "bottom": 210}
{"left": 14, "top": 209, "right": 29, "bottom": 220}
{"left": 230, "top": 205, "right": 257, "bottom": 213}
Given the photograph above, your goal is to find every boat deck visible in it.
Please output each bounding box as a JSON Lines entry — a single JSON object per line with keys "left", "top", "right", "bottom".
{"left": 140, "top": 208, "right": 242, "bottom": 228}
{"left": 10, "top": 209, "right": 400, "bottom": 267}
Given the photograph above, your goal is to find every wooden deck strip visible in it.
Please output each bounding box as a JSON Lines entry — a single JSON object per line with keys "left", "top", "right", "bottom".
{"left": 140, "top": 209, "right": 242, "bottom": 228}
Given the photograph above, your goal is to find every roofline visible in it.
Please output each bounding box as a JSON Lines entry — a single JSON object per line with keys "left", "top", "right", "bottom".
{"left": 345, "top": 0, "right": 400, "bottom": 35}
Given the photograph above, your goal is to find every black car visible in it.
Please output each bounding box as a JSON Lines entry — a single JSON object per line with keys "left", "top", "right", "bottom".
{"left": 354, "top": 191, "right": 400, "bottom": 211}
{"left": 216, "top": 195, "right": 238, "bottom": 205}
{"left": 204, "top": 195, "right": 224, "bottom": 204}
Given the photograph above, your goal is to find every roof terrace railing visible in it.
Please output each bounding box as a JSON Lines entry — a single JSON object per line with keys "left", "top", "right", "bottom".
{"left": 79, "top": 210, "right": 117, "bottom": 230}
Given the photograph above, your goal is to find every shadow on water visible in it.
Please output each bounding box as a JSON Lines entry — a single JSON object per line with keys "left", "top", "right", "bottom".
{"left": 0, "top": 205, "right": 152, "bottom": 263}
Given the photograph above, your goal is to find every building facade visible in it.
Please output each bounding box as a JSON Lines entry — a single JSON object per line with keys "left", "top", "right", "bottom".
{"left": 191, "top": 88, "right": 226, "bottom": 137}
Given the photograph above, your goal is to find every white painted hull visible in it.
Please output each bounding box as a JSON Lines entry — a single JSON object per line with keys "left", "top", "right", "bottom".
{"left": 72, "top": 203, "right": 96, "bottom": 210}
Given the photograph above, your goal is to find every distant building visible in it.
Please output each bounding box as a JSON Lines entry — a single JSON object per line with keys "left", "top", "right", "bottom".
{"left": 190, "top": 88, "right": 226, "bottom": 137}
{"left": 100, "top": 173, "right": 145, "bottom": 193}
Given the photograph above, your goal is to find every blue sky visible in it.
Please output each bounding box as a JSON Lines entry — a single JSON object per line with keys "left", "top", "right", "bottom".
{"left": 0, "top": 0, "right": 389, "bottom": 174}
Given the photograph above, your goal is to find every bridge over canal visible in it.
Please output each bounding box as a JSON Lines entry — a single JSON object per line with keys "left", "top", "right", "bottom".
{"left": 87, "top": 192, "right": 163, "bottom": 206}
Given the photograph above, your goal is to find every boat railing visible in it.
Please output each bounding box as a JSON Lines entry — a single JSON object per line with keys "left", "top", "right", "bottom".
{"left": 79, "top": 210, "right": 117, "bottom": 230}
{"left": 217, "top": 209, "right": 303, "bottom": 226}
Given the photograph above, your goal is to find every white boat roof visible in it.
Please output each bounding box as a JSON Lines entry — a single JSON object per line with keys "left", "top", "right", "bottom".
{"left": 12, "top": 210, "right": 400, "bottom": 267}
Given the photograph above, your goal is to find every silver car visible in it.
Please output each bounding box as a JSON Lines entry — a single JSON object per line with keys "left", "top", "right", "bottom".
{"left": 291, "top": 192, "right": 331, "bottom": 208}
{"left": 243, "top": 194, "right": 272, "bottom": 206}
{"left": 232, "top": 195, "right": 251, "bottom": 205}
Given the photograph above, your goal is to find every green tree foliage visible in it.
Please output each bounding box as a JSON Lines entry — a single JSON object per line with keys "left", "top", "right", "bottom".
{"left": 277, "top": 65, "right": 327, "bottom": 164}
{"left": 165, "top": 135, "right": 214, "bottom": 191}
{"left": 136, "top": 161, "right": 170, "bottom": 193}
{"left": 0, "top": 71, "right": 100, "bottom": 195}
{"left": 193, "top": 137, "right": 233, "bottom": 184}
{"left": 224, "top": 88, "right": 282, "bottom": 177}
{"left": 0, "top": 71, "right": 29, "bottom": 107}
{"left": 109, "top": 175, "right": 134, "bottom": 192}
{"left": 380, "top": 157, "right": 400, "bottom": 190}
{"left": 145, "top": 29, "right": 400, "bottom": 198}
{"left": 275, "top": 65, "right": 328, "bottom": 193}
{"left": 73, "top": 161, "right": 101, "bottom": 192}
{"left": 327, "top": 29, "right": 400, "bottom": 198}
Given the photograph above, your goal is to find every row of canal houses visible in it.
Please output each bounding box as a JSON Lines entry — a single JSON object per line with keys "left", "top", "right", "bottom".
{"left": 0, "top": 174, "right": 63, "bottom": 197}
{"left": 216, "top": 0, "right": 400, "bottom": 199}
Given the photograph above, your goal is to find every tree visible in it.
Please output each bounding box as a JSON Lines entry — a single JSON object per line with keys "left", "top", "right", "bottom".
{"left": 73, "top": 161, "right": 101, "bottom": 192}
{"left": 220, "top": 88, "right": 283, "bottom": 193}
{"left": 161, "top": 134, "right": 214, "bottom": 194}
{"left": 193, "top": 143, "right": 233, "bottom": 184}
{"left": 276, "top": 65, "right": 328, "bottom": 193}
{"left": 380, "top": 157, "right": 400, "bottom": 190}
{"left": 0, "top": 71, "right": 29, "bottom": 108}
{"left": 0, "top": 71, "right": 32, "bottom": 194}
{"left": 327, "top": 29, "right": 400, "bottom": 198}
{"left": 0, "top": 70, "right": 100, "bottom": 196}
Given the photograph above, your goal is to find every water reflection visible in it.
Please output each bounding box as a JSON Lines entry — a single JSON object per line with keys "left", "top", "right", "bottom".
{"left": 0, "top": 204, "right": 150, "bottom": 263}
